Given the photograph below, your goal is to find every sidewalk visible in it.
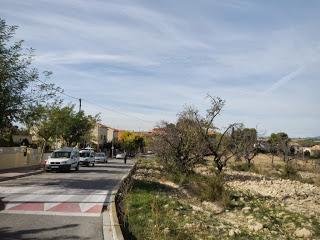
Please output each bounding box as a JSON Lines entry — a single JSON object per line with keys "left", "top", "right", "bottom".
{"left": 0, "top": 166, "right": 43, "bottom": 182}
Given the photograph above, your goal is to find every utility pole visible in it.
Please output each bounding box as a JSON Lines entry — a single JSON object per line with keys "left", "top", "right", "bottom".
{"left": 111, "top": 140, "right": 114, "bottom": 158}
{"left": 79, "top": 98, "right": 82, "bottom": 112}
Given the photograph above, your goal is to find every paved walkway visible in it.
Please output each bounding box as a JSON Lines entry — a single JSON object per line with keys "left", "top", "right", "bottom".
{"left": 0, "top": 168, "right": 43, "bottom": 182}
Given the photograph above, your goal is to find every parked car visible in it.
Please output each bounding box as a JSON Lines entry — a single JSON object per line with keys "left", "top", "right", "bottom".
{"left": 116, "top": 153, "right": 126, "bottom": 159}
{"left": 45, "top": 148, "right": 80, "bottom": 172}
{"left": 79, "top": 149, "right": 95, "bottom": 166}
{"left": 95, "top": 152, "right": 107, "bottom": 163}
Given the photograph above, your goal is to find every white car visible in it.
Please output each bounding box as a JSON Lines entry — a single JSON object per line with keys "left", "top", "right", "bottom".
{"left": 45, "top": 148, "right": 80, "bottom": 172}
{"left": 95, "top": 152, "right": 107, "bottom": 163}
{"left": 79, "top": 149, "right": 95, "bottom": 166}
{"left": 116, "top": 153, "right": 126, "bottom": 159}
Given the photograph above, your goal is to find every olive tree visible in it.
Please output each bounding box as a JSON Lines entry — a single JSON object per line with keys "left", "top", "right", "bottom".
{"left": 233, "top": 127, "right": 258, "bottom": 167}
{"left": 269, "top": 132, "right": 294, "bottom": 164}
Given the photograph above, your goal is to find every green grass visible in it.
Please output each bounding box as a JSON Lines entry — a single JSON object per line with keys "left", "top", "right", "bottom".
{"left": 123, "top": 179, "right": 246, "bottom": 240}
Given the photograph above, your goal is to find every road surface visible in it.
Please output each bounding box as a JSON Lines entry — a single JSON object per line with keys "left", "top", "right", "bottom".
{"left": 0, "top": 159, "right": 133, "bottom": 240}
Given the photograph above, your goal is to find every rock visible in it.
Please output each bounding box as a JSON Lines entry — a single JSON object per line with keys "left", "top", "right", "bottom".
{"left": 202, "top": 201, "right": 224, "bottom": 214}
{"left": 228, "top": 229, "right": 235, "bottom": 237}
{"left": 190, "top": 204, "right": 202, "bottom": 212}
{"left": 248, "top": 222, "right": 263, "bottom": 232}
{"left": 294, "top": 228, "right": 312, "bottom": 238}
{"left": 242, "top": 206, "right": 251, "bottom": 213}
{"left": 228, "top": 228, "right": 241, "bottom": 237}
{"left": 185, "top": 223, "right": 193, "bottom": 229}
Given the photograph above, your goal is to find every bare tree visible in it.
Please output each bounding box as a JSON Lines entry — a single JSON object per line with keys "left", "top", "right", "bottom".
{"left": 152, "top": 95, "right": 242, "bottom": 174}
{"left": 180, "top": 95, "right": 241, "bottom": 174}
{"left": 152, "top": 115, "right": 207, "bottom": 175}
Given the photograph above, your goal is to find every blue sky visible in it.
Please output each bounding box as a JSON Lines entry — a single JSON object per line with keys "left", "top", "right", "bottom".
{"left": 1, "top": 0, "right": 319, "bottom": 137}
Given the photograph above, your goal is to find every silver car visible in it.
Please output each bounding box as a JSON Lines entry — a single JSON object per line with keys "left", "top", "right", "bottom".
{"left": 116, "top": 153, "right": 126, "bottom": 159}
{"left": 95, "top": 152, "right": 107, "bottom": 163}
{"left": 79, "top": 149, "right": 95, "bottom": 166}
{"left": 45, "top": 148, "right": 80, "bottom": 172}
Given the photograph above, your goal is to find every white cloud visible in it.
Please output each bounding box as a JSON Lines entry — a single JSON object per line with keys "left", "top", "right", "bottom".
{"left": 34, "top": 52, "right": 158, "bottom": 67}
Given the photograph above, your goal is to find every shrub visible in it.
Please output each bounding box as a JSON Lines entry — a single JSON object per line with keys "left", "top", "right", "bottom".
{"left": 231, "top": 162, "right": 256, "bottom": 172}
{"left": 281, "top": 164, "right": 300, "bottom": 180}
{"left": 206, "top": 174, "right": 230, "bottom": 206}
{"left": 178, "top": 173, "right": 230, "bottom": 206}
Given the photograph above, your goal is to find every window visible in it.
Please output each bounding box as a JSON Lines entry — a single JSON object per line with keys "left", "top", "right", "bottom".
{"left": 51, "top": 151, "right": 71, "bottom": 158}
{"left": 80, "top": 152, "right": 90, "bottom": 157}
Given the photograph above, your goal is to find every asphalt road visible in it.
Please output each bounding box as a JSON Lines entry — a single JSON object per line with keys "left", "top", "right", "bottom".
{"left": 0, "top": 158, "right": 133, "bottom": 240}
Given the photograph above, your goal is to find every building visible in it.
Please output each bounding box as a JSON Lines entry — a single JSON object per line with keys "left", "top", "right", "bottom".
{"left": 12, "top": 135, "right": 32, "bottom": 146}
{"left": 91, "top": 123, "right": 117, "bottom": 146}
{"left": 304, "top": 145, "right": 320, "bottom": 158}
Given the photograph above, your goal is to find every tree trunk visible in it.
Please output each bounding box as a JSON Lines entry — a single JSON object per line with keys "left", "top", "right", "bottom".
{"left": 39, "top": 140, "right": 46, "bottom": 166}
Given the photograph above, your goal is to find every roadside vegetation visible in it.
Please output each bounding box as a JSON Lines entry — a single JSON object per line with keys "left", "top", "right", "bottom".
{"left": 0, "top": 18, "right": 101, "bottom": 151}
{"left": 121, "top": 96, "right": 320, "bottom": 239}
{"left": 123, "top": 157, "right": 320, "bottom": 239}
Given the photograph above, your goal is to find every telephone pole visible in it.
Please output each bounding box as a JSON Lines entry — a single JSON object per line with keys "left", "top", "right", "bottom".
{"left": 79, "top": 98, "right": 82, "bottom": 112}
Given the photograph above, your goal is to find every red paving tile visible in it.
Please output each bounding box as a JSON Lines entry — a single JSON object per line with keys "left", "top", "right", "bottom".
{"left": 85, "top": 204, "right": 103, "bottom": 213}
{"left": 9, "top": 203, "right": 44, "bottom": 211}
{"left": 47, "top": 203, "right": 81, "bottom": 213}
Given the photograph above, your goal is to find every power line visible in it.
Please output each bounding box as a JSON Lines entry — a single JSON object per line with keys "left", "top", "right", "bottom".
{"left": 35, "top": 78, "right": 155, "bottom": 124}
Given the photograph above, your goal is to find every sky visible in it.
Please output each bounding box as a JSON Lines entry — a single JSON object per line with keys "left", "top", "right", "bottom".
{"left": 1, "top": 0, "right": 320, "bottom": 137}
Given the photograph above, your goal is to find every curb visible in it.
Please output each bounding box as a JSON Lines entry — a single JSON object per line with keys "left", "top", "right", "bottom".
{"left": 102, "top": 165, "right": 135, "bottom": 240}
{"left": 0, "top": 169, "right": 44, "bottom": 182}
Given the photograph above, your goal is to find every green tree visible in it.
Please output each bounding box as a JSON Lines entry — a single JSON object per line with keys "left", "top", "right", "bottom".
{"left": 269, "top": 132, "right": 291, "bottom": 162}
{"left": 36, "top": 105, "right": 99, "bottom": 147}
{"left": 233, "top": 127, "right": 258, "bottom": 167}
{"left": 0, "top": 18, "right": 60, "bottom": 135}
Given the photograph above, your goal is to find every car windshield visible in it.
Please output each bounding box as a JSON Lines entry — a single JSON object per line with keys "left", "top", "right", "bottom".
{"left": 96, "top": 153, "right": 104, "bottom": 157}
{"left": 80, "top": 152, "right": 90, "bottom": 157}
{"left": 51, "top": 151, "right": 71, "bottom": 158}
